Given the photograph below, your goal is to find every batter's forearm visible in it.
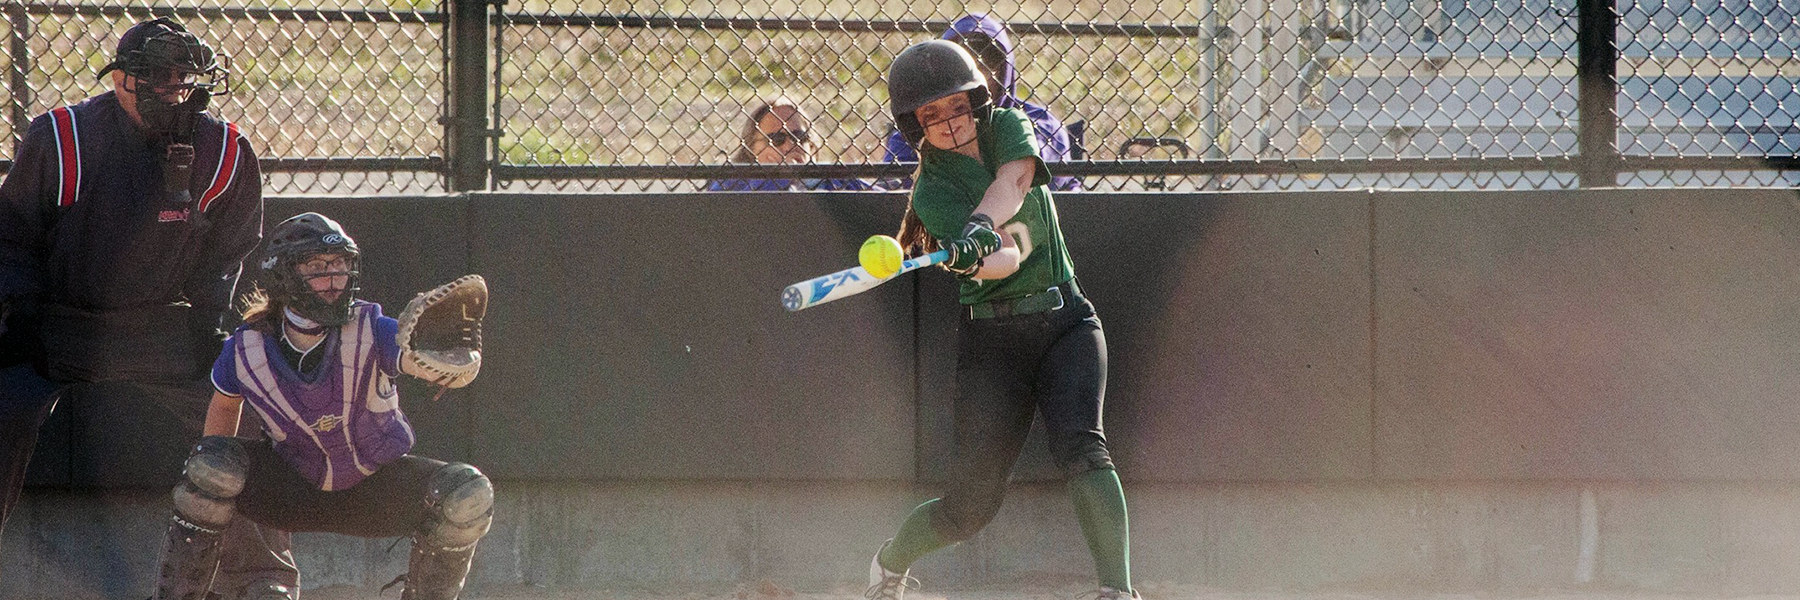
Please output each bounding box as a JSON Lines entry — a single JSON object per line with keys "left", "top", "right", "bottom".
{"left": 972, "top": 158, "right": 1035, "bottom": 225}
{"left": 971, "top": 247, "right": 1021, "bottom": 280}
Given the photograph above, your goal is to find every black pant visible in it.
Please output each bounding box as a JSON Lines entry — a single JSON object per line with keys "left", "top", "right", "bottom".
{"left": 237, "top": 441, "right": 447, "bottom": 538}
{"left": 0, "top": 305, "right": 298, "bottom": 593}
{"left": 930, "top": 284, "right": 1112, "bottom": 541}
{"left": 0, "top": 364, "right": 58, "bottom": 529}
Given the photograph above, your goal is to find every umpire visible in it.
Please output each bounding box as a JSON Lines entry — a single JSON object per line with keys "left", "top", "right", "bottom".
{"left": 0, "top": 18, "right": 300, "bottom": 600}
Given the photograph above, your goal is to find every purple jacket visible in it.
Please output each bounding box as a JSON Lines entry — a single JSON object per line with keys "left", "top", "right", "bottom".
{"left": 213, "top": 301, "right": 416, "bottom": 491}
{"left": 882, "top": 14, "right": 1081, "bottom": 191}
{"left": 705, "top": 177, "right": 873, "bottom": 192}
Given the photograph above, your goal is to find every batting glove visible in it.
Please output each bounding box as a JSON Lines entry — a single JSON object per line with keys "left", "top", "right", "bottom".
{"left": 940, "top": 214, "right": 1002, "bottom": 275}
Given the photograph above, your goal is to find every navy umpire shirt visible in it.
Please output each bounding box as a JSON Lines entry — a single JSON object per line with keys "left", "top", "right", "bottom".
{"left": 0, "top": 90, "right": 262, "bottom": 317}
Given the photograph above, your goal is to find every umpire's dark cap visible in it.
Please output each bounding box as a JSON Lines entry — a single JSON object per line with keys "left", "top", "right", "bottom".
{"left": 96, "top": 17, "right": 189, "bottom": 78}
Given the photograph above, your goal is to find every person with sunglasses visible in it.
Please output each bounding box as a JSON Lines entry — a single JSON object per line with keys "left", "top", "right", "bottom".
{"left": 878, "top": 14, "right": 1082, "bottom": 192}
{"left": 0, "top": 17, "right": 298, "bottom": 600}
{"left": 706, "top": 97, "right": 872, "bottom": 192}
{"left": 861, "top": 40, "right": 1136, "bottom": 600}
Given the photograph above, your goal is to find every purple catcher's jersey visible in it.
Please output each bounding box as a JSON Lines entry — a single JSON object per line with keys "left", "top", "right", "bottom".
{"left": 213, "top": 301, "right": 416, "bottom": 491}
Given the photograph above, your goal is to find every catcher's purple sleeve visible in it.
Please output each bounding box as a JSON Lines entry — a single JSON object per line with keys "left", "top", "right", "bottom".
{"left": 212, "top": 334, "right": 245, "bottom": 396}
{"left": 373, "top": 314, "right": 401, "bottom": 377}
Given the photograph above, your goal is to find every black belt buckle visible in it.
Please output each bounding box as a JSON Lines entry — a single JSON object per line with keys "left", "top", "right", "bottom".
{"left": 1041, "top": 285, "right": 1066, "bottom": 313}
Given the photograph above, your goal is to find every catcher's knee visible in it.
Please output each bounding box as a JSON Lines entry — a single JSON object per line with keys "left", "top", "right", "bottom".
{"left": 173, "top": 436, "right": 248, "bottom": 528}
{"left": 418, "top": 463, "right": 493, "bottom": 550}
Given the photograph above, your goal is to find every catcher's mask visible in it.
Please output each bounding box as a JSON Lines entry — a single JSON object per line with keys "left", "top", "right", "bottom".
{"left": 888, "top": 40, "right": 991, "bottom": 149}
{"left": 100, "top": 18, "right": 229, "bottom": 140}
{"left": 262, "top": 213, "right": 361, "bottom": 327}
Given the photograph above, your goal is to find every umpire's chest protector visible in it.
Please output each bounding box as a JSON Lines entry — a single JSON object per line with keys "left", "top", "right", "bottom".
{"left": 230, "top": 302, "right": 417, "bottom": 491}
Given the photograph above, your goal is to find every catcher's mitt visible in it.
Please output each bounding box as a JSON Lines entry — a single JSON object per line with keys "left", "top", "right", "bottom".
{"left": 396, "top": 274, "right": 487, "bottom": 389}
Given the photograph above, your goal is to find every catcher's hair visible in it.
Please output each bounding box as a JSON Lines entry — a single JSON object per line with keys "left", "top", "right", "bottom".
{"left": 730, "top": 97, "right": 809, "bottom": 164}
{"left": 237, "top": 287, "right": 284, "bottom": 335}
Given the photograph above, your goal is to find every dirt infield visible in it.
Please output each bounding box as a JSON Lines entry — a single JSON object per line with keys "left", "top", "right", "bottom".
{"left": 298, "top": 582, "right": 1800, "bottom": 600}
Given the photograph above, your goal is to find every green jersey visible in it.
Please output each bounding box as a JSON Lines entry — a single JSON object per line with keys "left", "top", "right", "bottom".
{"left": 912, "top": 107, "right": 1076, "bottom": 305}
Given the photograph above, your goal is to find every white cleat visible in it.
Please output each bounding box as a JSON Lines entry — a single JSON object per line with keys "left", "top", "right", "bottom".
{"left": 864, "top": 541, "right": 918, "bottom": 600}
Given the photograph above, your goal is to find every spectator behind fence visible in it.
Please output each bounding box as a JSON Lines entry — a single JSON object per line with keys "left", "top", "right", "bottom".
{"left": 880, "top": 14, "right": 1082, "bottom": 191}
{"left": 707, "top": 98, "right": 872, "bottom": 192}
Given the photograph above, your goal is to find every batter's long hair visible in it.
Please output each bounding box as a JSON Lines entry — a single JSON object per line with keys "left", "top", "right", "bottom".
{"left": 896, "top": 164, "right": 938, "bottom": 255}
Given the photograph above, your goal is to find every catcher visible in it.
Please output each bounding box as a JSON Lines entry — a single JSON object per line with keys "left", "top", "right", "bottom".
{"left": 150, "top": 212, "right": 493, "bottom": 600}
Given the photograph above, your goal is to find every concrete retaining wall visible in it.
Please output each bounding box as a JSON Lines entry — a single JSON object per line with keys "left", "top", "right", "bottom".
{"left": 8, "top": 481, "right": 1800, "bottom": 598}
{"left": 27, "top": 189, "right": 1800, "bottom": 486}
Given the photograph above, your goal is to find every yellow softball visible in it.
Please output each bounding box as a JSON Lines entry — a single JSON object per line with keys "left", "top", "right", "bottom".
{"left": 859, "top": 235, "right": 905, "bottom": 279}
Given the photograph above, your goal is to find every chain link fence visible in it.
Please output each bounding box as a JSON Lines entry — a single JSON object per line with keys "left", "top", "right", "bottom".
{"left": 1, "top": 1, "right": 443, "bottom": 195}
{"left": 0, "top": 0, "right": 1794, "bottom": 194}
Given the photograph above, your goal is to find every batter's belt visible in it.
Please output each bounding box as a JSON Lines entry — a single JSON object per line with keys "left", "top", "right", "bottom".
{"left": 966, "top": 278, "right": 1080, "bottom": 320}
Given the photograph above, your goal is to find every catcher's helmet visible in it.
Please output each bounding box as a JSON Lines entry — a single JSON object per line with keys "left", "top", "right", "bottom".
{"left": 99, "top": 18, "right": 228, "bottom": 96}
{"left": 262, "top": 213, "right": 361, "bottom": 327}
{"left": 888, "top": 40, "right": 992, "bottom": 149}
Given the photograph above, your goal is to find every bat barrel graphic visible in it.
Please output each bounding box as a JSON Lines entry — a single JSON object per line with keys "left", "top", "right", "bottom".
{"left": 781, "top": 250, "right": 948, "bottom": 312}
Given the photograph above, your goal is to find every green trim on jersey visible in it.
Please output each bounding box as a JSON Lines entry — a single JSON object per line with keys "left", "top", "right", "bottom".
{"left": 912, "top": 108, "right": 1075, "bottom": 305}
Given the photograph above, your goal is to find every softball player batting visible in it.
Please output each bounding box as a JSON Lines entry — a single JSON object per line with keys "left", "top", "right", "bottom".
{"left": 864, "top": 40, "right": 1136, "bottom": 600}
{"left": 151, "top": 213, "right": 493, "bottom": 600}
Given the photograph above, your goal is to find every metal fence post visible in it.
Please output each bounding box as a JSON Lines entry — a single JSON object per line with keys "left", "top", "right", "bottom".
{"left": 445, "top": 0, "right": 493, "bottom": 191}
{"left": 1576, "top": 0, "right": 1619, "bottom": 188}
{"left": 7, "top": 3, "right": 32, "bottom": 146}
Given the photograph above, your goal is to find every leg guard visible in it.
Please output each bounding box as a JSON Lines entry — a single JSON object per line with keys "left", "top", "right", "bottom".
{"left": 216, "top": 520, "right": 300, "bottom": 600}
{"left": 155, "top": 437, "right": 249, "bottom": 600}
{"left": 404, "top": 463, "right": 493, "bottom": 600}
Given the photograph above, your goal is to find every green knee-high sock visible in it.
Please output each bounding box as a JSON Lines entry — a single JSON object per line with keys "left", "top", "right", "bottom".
{"left": 877, "top": 498, "right": 951, "bottom": 573}
{"left": 1069, "top": 468, "right": 1132, "bottom": 593}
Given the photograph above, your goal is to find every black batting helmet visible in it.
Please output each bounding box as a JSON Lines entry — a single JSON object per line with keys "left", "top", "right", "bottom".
{"left": 261, "top": 213, "right": 361, "bottom": 327}
{"left": 99, "top": 18, "right": 228, "bottom": 95}
{"left": 888, "top": 39, "right": 991, "bottom": 149}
